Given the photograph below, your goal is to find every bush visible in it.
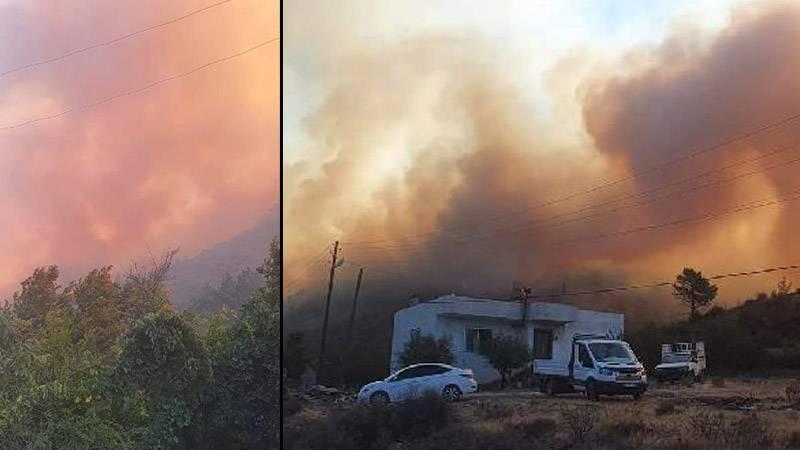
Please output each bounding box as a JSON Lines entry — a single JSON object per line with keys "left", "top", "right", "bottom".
{"left": 283, "top": 396, "right": 305, "bottom": 417}
{"left": 416, "top": 426, "right": 531, "bottom": 450}
{"left": 689, "top": 410, "right": 725, "bottom": 442}
{"left": 725, "top": 413, "right": 771, "bottom": 449}
{"left": 786, "top": 430, "right": 800, "bottom": 448}
{"left": 513, "top": 417, "right": 557, "bottom": 440}
{"left": 474, "top": 401, "right": 515, "bottom": 420}
{"left": 560, "top": 404, "right": 602, "bottom": 442}
{"left": 285, "top": 393, "right": 451, "bottom": 450}
{"left": 389, "top": 392, "right": 451, "bottom": 439}
{"left": 603, "top": 419, "right": 650, "bottom": 436}
{"left": 399, "top": 334, "right": 454, "bottom": 366}
{"left": 654, "top": 401, "right": 677, "bottom": 416}
{"left": 785, "top": 381, "right": 800, "bottom": 402}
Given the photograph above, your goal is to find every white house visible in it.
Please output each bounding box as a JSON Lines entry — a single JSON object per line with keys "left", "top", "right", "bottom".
{"left": 390, "top": 294, "right": 624, "bottom": 384}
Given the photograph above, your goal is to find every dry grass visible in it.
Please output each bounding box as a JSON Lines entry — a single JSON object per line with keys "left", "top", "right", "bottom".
{"left": 284, "top": 377, "right": 800, "bottom": 449}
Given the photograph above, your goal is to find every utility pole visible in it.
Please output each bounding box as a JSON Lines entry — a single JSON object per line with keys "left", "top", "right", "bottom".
{"left": 341, "top": 267, "right": 364, "bottom": 386}
{"left": 514, "top": 285, "right": 532, "bottom": 327}
{"left": 346, "top": 268, "right": 364, "bottom": 351}
{"left": 317, "top": 241, "right": 340, "bottom": 385}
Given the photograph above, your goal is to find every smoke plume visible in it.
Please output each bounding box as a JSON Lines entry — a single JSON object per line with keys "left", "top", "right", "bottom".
{"left": 286, "top": 0, "right": 800, "bottom": 311}
{"left": 0, "top": 0, "right": 279, "bottom": 298}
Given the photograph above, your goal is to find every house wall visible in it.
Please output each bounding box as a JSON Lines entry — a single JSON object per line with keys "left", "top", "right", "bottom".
{"left": 440, "top": 316, "right": 524, "bottom": 384}
{"left": 390, "top": 298, "right": 625, "bottom": 385}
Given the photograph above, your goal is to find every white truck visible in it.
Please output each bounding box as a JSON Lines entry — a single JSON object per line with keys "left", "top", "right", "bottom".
{"left": 654, "top": 342, "right": 706, "bottom": 384}
{"left": 533, "top": 334, "right": 648, "bottom": 401}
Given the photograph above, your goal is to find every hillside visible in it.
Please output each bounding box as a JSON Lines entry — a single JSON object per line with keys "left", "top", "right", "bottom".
{"left": 628, "top": 288, "right": 800, "bottom": 372}
{"left": 169, "top": 207, "right": 279, "bottom": 307}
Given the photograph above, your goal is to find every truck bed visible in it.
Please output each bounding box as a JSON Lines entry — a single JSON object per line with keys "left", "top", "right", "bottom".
{"left": 532, "top": 359, "right": 570, "bottom": 377}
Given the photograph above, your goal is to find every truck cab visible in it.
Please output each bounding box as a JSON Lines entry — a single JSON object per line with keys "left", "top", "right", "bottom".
{"left": 654, "top": 342, "right": 706, "bottom": 384}
{"left": 534, "top": 334, "right": 647, "bottom": 400}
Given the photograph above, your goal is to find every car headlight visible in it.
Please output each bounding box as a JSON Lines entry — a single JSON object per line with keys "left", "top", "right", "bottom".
{"left": 599, "top": 368, "right": 614, "bottom": 376}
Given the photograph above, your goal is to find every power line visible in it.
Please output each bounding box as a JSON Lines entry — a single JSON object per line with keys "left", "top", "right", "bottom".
{"left": 284, "top": 247, "right": 331, "bottom": 293}
{"left": 351, "top": 184, "right": 800, "bottom": 267}
{"left": 350, "top": 141, "right": 800, "bottom": 255}
{"left": 342, "top": 112, "right": 800, "bottom": 246}
{"left": 0, "top": 36, "right": 279, "bottom": 131}
{"left": 0, "top": 0, "right": 234, "bottom": 77}
{"left": 526, "top": 264, "right": 800, "bottom": 300}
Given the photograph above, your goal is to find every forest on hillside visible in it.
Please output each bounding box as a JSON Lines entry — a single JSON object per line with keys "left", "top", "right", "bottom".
{"left": 0, "top": 239, "right": 280, "bottom": 450}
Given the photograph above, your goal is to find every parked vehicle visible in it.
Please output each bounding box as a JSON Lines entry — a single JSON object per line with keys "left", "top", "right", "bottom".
{"left": 533, "top": 334, "right": 647, "bottom": 400}
{"left": 654, "top": 342, "right": 706, "bottom": 384}
{"left": 357, "top": 363, "right": 478, "bottom": 404}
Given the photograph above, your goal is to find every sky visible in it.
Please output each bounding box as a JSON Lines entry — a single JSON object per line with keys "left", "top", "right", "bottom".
{"left": 284, "top": 0, "right": 800, "bottom": 309}
{"left": 0, "top": 0, "right": 279, "bottom": 300}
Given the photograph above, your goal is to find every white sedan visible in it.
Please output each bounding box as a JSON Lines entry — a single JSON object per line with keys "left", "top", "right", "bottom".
{"left": 357, "top": 363, "right": 478, "bottom": 403}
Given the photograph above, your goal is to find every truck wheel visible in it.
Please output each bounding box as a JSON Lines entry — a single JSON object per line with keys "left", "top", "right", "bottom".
{"left": 545, "top": 379, "right": 557, "bottom": 397}
{"left": 538, "top": 378, "right": 548, "bottom": 394}
{"left": 585, "top": 381, "right": 599, "bottom": 401}
{"left": 695, "top": 372, "right": 705, "bottom": 384}
{"left": 683, "top": 372, "right": 695, "bottom": 387}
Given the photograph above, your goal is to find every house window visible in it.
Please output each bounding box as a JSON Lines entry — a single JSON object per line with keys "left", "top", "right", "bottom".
{"left": 465, "top": 328, "right": 492, "bottom": 353}
{"left": 533, "top": 329, "right": 553, "bottom": 359}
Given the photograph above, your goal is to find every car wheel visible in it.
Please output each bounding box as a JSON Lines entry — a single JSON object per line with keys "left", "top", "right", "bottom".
{"left": 370, "top": 391, "right": 390, "bottom": 404}
{"left": 585, "top": 381, "right": 599, "bottom": 401}
{"left": 442, "top": 384, "right": 462, "bottom": 402}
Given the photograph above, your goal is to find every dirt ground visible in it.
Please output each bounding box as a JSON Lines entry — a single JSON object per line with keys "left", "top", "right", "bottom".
{"left": 284, "top": 376, "right": 800, "bottom": 449}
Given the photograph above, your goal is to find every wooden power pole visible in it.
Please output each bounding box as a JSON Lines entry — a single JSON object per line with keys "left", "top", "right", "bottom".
{"left": 340, "top": 267, "right": 364, "bottom": 386}
{"left": 317, "top": 241, "right": 340, "bottom": 384}
{"left": 346, "top": 268, "right": 364, "bottom": 351}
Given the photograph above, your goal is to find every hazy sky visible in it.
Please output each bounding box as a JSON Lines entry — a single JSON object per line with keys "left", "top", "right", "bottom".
{"left": 0, "top": 0, "right": 279, "bottom": 298}
{"left": 285, "top": 0, "right": 746, "bottom": 161}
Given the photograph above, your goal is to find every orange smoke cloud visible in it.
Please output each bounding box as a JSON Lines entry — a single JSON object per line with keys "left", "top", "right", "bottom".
{"left": 0, "top": 0, "right": 279, "bottom": 298}
{"left": 285, "top": 1, "right": 800, "bottom": 308}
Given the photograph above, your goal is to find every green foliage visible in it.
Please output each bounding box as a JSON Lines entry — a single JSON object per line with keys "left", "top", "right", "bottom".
{"left": 119, "top": 249, "right": 178, "bottom": 322}
{"left": 202, "top": 236, "right": 280, "bottom": 449}
{"left": 0, "top": 304, "right": 129, "bottom": 450}
{"left": 190, "top": 268, "right": 263, "bottom": 315}
{"left": 67, "top": 266, "right": 124, "bottom": 358}
{"left": 480, "top": 334, "right": 531, "bottom": 388}
{"left": 629, "top": 280, "right": 800, "bottom": 372}
{"left": 0, "top": 238, "right": 280, "bottom": 450}
{"left": 672, "top": 267, "right": 718, "bottom": 320}
{"left": 399, "top": 333, "right": 455, "bottom": 367}
{"left": 112, "top": 311, "right": 211, "bottom": 449}
{"left": 285, "top": 332, "right": 309, "bottom": 380}
{"left": 11, "top": 266, "right": 66, "bottom": 330}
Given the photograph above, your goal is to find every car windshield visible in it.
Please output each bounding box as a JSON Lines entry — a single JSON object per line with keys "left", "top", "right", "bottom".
{"left": 663, "top": 353, "right": 691, "bottom": 363}
{"left": 589, "top": 342, "right": 637, "bottom": 363}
